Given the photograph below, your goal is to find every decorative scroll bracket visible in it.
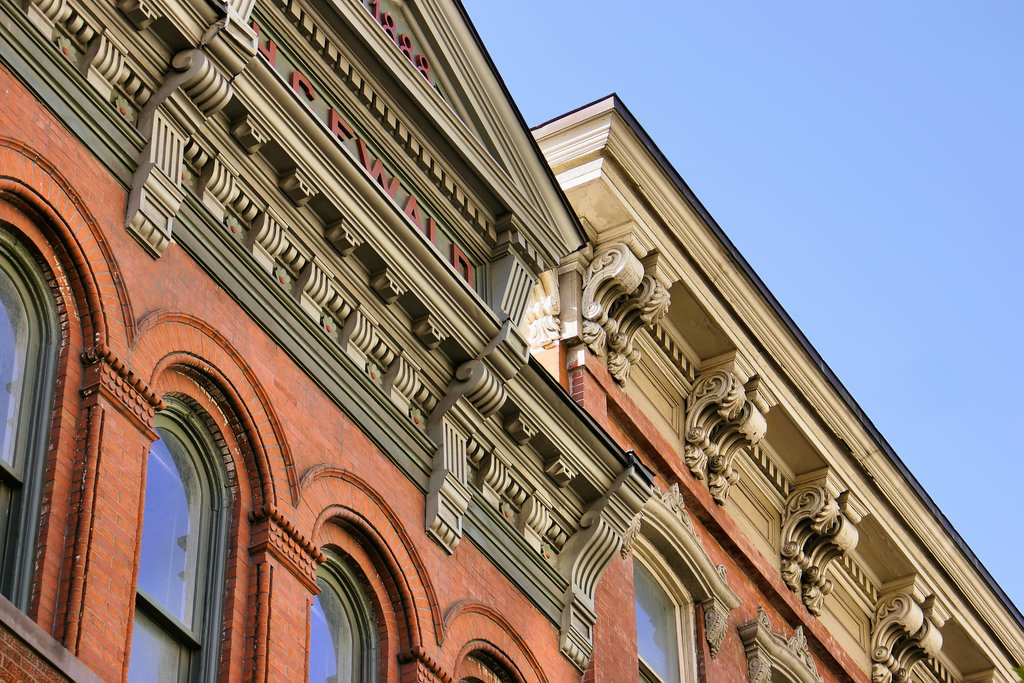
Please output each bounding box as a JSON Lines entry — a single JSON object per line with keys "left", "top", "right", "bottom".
{"left": 556, "top": 456, "right": 651, "bottom": 671}
{"left": 682, "top": 366, "right": 770, "bottom": 504}
{"left": 871, "top": 587, "right": 948, "bottom": 683}
{"left": 780, "top": 483, "right": 862, "bottom": 615}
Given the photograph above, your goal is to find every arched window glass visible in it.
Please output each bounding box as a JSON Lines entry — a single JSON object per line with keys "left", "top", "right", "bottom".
{"left": 0, "top": 231, "right": 56, "bottom": 609}
{"left": 635, "top": 561, "right": 681, "bottom": 683}
{"left": 128, "top": 403, "right": 224, "bottom": 682}
{"left": 309, "top": 551, "right": 377, "bottom": 683}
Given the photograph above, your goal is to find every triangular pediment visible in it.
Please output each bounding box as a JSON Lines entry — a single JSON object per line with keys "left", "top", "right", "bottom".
{"left": 250, "top": 0, "right": 583, "bottom": 276}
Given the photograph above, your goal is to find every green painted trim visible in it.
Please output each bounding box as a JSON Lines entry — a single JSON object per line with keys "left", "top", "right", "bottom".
{"left": 174, "top": 197, "right": 435, "bottom": 489}
{"left": 462, "top": 498, "right": 567, "bottom": 626}
{"left": 174, "top": 196, "right": 568, "bottom": 629}
{"left": 0, "top": 6, "right": 142, "bottom": 185}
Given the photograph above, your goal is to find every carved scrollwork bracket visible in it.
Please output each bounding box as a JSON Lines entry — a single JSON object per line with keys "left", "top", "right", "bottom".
{"left": 870, "top": 591, "right": 946, "bottom": 683}
{"left": 738, "top": 607, "right": 823, "bottom": 683}
{"left": 522, "top": 270, "right": 561, "bottom": 350}
{"left": 557, "top": 459, "right": 651, "bottom": 671}
{"left": 780, "top": 485, "right": 861, "bottom": 615}
{"left": 682, "top": 368, "right": 769, "bottom": 504}
{"left": 579, "top": 244, "right": 669, "bottom": 383}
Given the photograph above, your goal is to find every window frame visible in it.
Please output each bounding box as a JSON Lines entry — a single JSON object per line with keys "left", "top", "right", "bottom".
{"left": 309, "top": 548, "right": 378, "bottom": 683}
{"left": 129, "top": 398, "right": 227, "bottom": 683}
{"left": 633, "top": 550, "right": 698, "bottom": 683}
{"left": 0, "top": 228, "right": 57, "bottom": 610}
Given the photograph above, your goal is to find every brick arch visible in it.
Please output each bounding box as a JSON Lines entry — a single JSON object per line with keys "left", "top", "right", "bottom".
{"left": 0, "top": 137, "right": 133, "bottom": 350}
{"left": 130, "top": 310, "right": 299, "bottom": 507}
{"left": 142, "top": 373, "right": 257, "bottom": 682}
{"left": 443, "top": 602, "right": 548, "bottom": 683}
{"left": 315, "top": 522, "right": 402, "bottom": 682}
{"left": 300, "top": 467, "right": 445, "bottom": 655}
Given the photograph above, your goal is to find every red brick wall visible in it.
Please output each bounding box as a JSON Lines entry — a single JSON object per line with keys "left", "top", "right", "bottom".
{"left": 0, "top": 59, "right": 580, "bottom": 683}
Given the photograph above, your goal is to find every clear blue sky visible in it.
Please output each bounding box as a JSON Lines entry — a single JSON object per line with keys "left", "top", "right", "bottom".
{"left": 461, "top": 1, "right": 1024, "bottom": 613}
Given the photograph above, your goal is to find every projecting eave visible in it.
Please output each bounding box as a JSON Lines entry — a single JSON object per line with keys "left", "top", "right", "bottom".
{"left": 534, "top": 94, "right": 1024, "bottom": 671}
{"left": 326, "top": 0, "right": 587, "bottom": 270}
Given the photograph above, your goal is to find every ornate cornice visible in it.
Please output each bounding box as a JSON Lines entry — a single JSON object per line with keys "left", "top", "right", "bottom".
{"left": 871, "top": 591, "right": 945, "bottom": 683}
{"left": 780, "top": 485, "right": 860, "bottom": 615}
{"left": 738, "top": 607, "right": 823, "bottom": 683}
{"left": 682, "top": 368, "right": 769, "bottom": 504}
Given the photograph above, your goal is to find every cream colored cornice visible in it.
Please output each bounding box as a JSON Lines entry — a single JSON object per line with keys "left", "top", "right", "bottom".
{"left": 535, "top": 97, "right": 1024, "bottom": 675}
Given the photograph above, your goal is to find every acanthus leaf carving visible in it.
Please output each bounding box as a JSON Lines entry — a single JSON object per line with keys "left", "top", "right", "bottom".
{"left": 780, "top": 485, "right": 860, "bottom": 615}
{"left": 606, "top": 276, "right": 670, "bottom": 383}
{"left": 522, "top": 270, "right": 561, "bottom": 350}
{"left": 738, "top": 606, "right": 823, "bottom": 683}
{"left": 580, "top": 243, "right": 644, "bottom": 356}
{"left": 578, "top": 245, "right": 670, "bottom": 383}
{"left": 682, "top": 369, "right": 769, "bottom": 504}
{"left": 870, "top": 591, "right": 945, "bottom": 683}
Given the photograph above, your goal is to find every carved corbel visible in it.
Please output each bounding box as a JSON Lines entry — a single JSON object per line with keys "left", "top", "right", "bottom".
{"left": 522, "top": 270, "right": 561, "bottom": 350}
{"left": 127, "top": 48, "right": 234, "bottom": 256}
{"left": 780, "top": 485, "right": 861, "bottom": 615}
{"left": 870, "top": 591, "right": 946, "bottom": 683}
{"left": 490, "top": 214, "right": 540, "bottom": 324}
{"left": 606, "top": 275, "right": 670, "bottom": 383}
{"left": 424, "top": 325, "right": 513, "bottom": 552}
{"left": 682, "top": 369, "right": 769, "bottom": 505}
{"left": 580, "top": 243, "right": 645, "bottom": 355}
{"left": 738, "top": 607, "right": 824, "bottom": 683}
{"left": 557, "top": 457, "right": 651, "bottom": 671}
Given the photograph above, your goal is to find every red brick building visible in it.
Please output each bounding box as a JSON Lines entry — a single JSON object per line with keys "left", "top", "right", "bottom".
{"left": 0, "top": 0, "right": 1020, "bottom": 682}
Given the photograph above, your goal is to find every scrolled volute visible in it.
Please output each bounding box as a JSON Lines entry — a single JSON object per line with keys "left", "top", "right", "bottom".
{"left": 580, "top": 244, "right": 644, "bottom": 355}
{"left": 682, "top": 369, "right": 768, "bottom": 504}
{"left": 870, "top": 592, "right": 945, "bottom": 683}
{"left": 780, "top": 485, "right": 860, "bottom": 615}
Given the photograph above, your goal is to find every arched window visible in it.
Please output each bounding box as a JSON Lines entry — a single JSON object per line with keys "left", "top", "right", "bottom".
{"left": 0, "top": 229, "right": 56, "bottom": 609}
{"left": 309, "top": 550, "right": 377, "bottom": 683}
{"left": 128, "top": 400, "right": 225, "bottom": 682}
{"left": 634, "top": 559, "right": 695, "bottom": 683}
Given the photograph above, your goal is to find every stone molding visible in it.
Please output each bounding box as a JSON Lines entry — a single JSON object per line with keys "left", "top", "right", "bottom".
{"left": 738, "top": 606, "right": 823, "bottom": 683}
{"left": 578, "top": 244, "right": 670, "bottom": 383}
{"left": 640, "top": 484, "right": 740, "bottom": 659}
{"left": 682, "top": 368, "right": 769, "bottom": 505}
{"left": 870, "top": 591, "right": 946, "bottom": 683}
{"left": 780, "top": 484, "right": 861, "bottom": 616}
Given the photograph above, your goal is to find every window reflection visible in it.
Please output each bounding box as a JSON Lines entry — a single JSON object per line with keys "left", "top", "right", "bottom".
{"left": 137, "top": 434, "right": 201, "bottom": 623}
{"left": 635, "top": 562, "right": 680, "bottom": 683}
{"left": 0, "top": 267, "right": 27, "bottom": 465}
{"left": 308, "top": 556, "right": 376, "bottom": 683}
